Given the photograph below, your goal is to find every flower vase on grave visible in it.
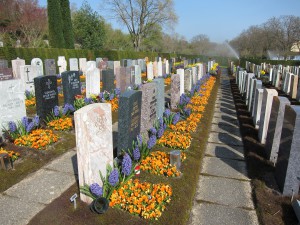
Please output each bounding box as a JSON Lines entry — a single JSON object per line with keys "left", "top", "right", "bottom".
{"left": 90, "top": 197, "right": 109, "bottom": 214}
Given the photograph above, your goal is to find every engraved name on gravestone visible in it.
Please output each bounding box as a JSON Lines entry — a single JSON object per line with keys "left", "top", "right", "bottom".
{"left": 275, "top": 105, "right": 300, "bottom": 196}
{"left": 44, "top": 59, "right": 56, "bottom": 76}
{"left": 75, "top": 103, "right": 113, "bottom": 204}
{"left": 117, "top": 90, "right": 142, "bottom": 155}
{"left": 34, "top": 75, "right": 58, "bottom": 120}
{"left": 61, "top": 71, "right": 81, "bottom": 105}
{"left": 102, "top": 69, "right": 115, "bottom": 92}
{"left": 171, "top": 74, "right": 180, "bottom": 109}
{"left": 140, "top": 82, "right": 157, "bottom": 134}
{"left": 265, "top": 96, "right": 290, "bottom": 163}
{"left": 0, "top": 79, "right": 26, "bottom": 136}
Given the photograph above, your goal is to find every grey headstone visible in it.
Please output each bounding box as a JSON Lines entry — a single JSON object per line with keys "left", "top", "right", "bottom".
{"left": 118, "top": 90, "right": 141, "bottom": 155}
{"left": 44, "top": 59, "right": 56, "bottom": 76}
{"left": 247, "top": 77, "right": 256, "bottom": 112}
{"left": 275, "top": 105, "right": 300, "bottom": 196}
{"left": 0, "top": 59, "right": 8, "bottom": 68}
{"left": 140, "top": 82, "right": 157, "bottom": 134}
{"left": 61, "top": 71, "right": 81, "bottom": 105}
{"left": 153, "top": 78, "right": 165, "bottom": 119}
{"left": 102, "top": 69, "right": 115, "bottom": 92}
{"left": 0, "top": 68, "right": 13, "bottom": 80}
{"left": 245, "top": 73, "right": 254, "bottom": 105}
{"left": 171, "top": 74, "right": 180, "bottom": 109}
{"left": 34, "top": 75, "right": 58, "bottom": 121}
{"left": 184, "top": 69, "right": 192, "bottom": 92}
{"left": 289, "top": 74, "right": 298, "bottom": 99}
{"left": 69, "top": 58, "right": 79, "bottom": 71}
{"left": 265, "top": 96, "right": 290, "bottom": 163}
{"left": 250, "top": 80, "right": 262, "bottom": 117}
{"left": 253, "top": 88, "right": 264, "bottom": 129}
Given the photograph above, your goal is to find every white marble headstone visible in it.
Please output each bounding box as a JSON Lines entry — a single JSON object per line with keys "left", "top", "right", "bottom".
{"left": 74, "top": 103, "right": 113, "bottom": 204}
{"left": 31, "top": 58, "right": 43, "bottom": 76}
{"left": 20, "top": 65, "right": 39, "bottom": 92}
{"left": 147, "top": 62, "right": 153, "bottom": 80}
{"left": 86, "top": 65, "right": 100, "bottom": 98}
{"left": 79, "top": 58, "right": 87, "bottom": 74}
{"left": 176, "top": 68, "right": 184, "bottom": 95}
{"left": 57, "top": 56, "right": 67, "bottom": 74}
{"left": 11, "top": 58, "right": 25, "bottom": 79}
{"left": 69, "top": 58, "right": 79, "bottom": 71}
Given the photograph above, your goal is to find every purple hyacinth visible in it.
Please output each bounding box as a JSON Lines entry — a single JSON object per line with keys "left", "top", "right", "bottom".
{"left": 172, "top": 112, "right": 180, "bottom": 125}
{"left": 53, "top": 106, "right": 60, "bottom": 117}
{"left": 164, "top": 109, "right": 171, "bottom": 117}
{"left": 84, "top": 97, "right": 93, "bottom": 104}
{"left": 26, "top": 121, "right": 35, "bottom": 133}
{"left": 25, "top": 90, "right": 31, "bottom": 99}
{"left": 109, "top": 93, "right": 115, "bottom": 100}
{"left": 90, "top": 183, "right": 103, "bottom": 197}
{"left": 33, "top": 116, "right": 40, "bottom": 126}
{"left": 184, "top": 108, "right": 191, "bottom": 116}
{"left": 22, "top": 116, "right": 29, "bottom": 128}
{"left": 99, "top": 92, "right": 103, "bottom": 99}
{"left": 109, "top": 168, "right": 119, "bottom": 186}
{"left": 115, "top": 88, "right": 121, "bottom": 96}
{"left": 67, "top": 103, "right": 75, "bottom": 112}
{"left": 163, "top": 123, "right": 167, "bottom": 130}
{"left": 147, "top": 135, "right": 157, "bottom": 149}
{"left": 157, "top": 127, "right": 164, "bottom": 138}
{"left": 133, "top": 146, "right": 140, "bottom": 161}
{"left": 8, "top": 121, "right": 17, "bottom": 133}
{"left": 149, "top": 127, "right": 157, "bottom": 136}
{"left": 137, "top": 134, "right": 143, "bottom": 145}
{"left": 122, "top": 153, "right": 132, "bottom": 176}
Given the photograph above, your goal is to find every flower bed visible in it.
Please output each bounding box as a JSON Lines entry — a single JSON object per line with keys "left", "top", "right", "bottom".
{"left": 47, "top": 117, "right": 73, "bottom": 131}
{"left": 109, "top": 179, "right": 172, "bottom": 220}
{"left": 157, "top": 131, "right": 192, "bottom": 150}
{"left": 14, "top": 129, "right": 59, "bottom": 149}
{"left": 140, "top": 151, "right": 186, "bottom": 177}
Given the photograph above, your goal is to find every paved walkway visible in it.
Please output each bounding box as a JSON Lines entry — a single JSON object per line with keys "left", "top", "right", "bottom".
{"left": 188, "top": 69, "right": 259, "bottom": 225}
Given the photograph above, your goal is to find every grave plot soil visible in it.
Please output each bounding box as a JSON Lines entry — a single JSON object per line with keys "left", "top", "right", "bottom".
{"left": 230, "top": 75, "right": 299, "bottom": 225}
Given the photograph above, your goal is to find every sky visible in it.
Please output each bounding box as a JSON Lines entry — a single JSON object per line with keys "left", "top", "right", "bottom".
{"left": 39, "top": 0, "right": 300, "bottom": 43}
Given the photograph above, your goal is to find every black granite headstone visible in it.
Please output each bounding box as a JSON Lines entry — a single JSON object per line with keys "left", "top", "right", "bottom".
{"left": 61, "top": 71, "right": 81, "bottom": 105}
{"left": 117, "top": 90, "right": 142, "bottom": 155}
{"left": 102, "top": 69, "right": 115, "bottom": 92}
{"left": 34, "top": 75, "right": 58, "bottom": 120}
{"left": 275, "top": 105, "right": 300, "bottom": 196}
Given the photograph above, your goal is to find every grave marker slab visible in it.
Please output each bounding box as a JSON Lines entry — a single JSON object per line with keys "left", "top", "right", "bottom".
{"left": 102, "top": 69, "right": 115, "bottom": 92}
{"left": 265, "top": 96, "right": 290, "bottom": 163}
{"left": 34, "top": 75, "right": 58, "bottom": 120}
{"left": 171, "top": 74, "right": 180, "bottom": 109}
{"left": 289, "top": 74, "right": 298, "bottom": 99}
{"left": 0, "top": 59, "right": 8, "bottom": 69}
{"left": 147, "top": 62, "right": 153, "bottom": 80}
{"left": 140, "top": 83, "right": 157, "bottom": 134}
{"left": 74, "top": 103, "right": 113, "bottom": 204}
{"left": 253, "top": 88, "right": 264, "bottom": 129}
{"left": 57, "top": 56, "right": 67, "bottom": 74}
{"left": 86, "top": 66, "right": 100, "bottom": 97}
{"left": 61, "top": 71, "right": 81, "bottom": 105}
{"left": 79, "top": 58, "right": 87, "bottom": 74}
{"left": 153, "top": 78, "right": 165, "bottom": 119}
{"left": 184, "top": 69, "right": 192, "bottom": 92}
{"left": 258, "top": 89, "right": 278, "bottom": 144}
{"left": 11, "top": 58, "right": 25, "bottom": 79}
{"left": 20, "top": 65, "right": 38, "bottom": 92}
{"left": 176, "top": 69, "right": 184, "bottom": 95}
{"left": 69, "top": 58, "right": 79, "bottom": 71}
{"left": 118, "top": 90, "right": 142, "bottom": 155}
{"left": 31, "top": 58, "right": 43, "bottom": 76}
{"left": 44, "top": 59, "right": 56, "bottom": 76}
{"left": 275, "top": 105, "right": 300, "bottom": 196}
{"left": 134, "top": 65, "right": 141, "bottom": 85}
{"left": 0, "top": 68, "right": 13, "bottom": 80}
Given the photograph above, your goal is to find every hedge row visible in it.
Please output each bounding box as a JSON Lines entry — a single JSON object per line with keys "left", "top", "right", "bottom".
{"left": 0, "top": 47, "right": 230, "bottom": 67}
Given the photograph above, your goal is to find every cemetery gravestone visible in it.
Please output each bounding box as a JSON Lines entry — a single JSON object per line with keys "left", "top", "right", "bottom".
{"left": 147, "top": 62, "right": 153, "bottom": 80}
{"left": 265, "top": 96, "right": 290, "bottom": 163}
{"left": 253, "top": 88, "right": 264, "bottom": 129}
{"left": 79, "top": 58, "right": 87, "bottom": 74}
{"left": 275, "top": 105, "right": 300, "bottom": 196}
{"left": 69, "top": 58, "right": 79, "bottom": 71}
{"left": 113, "top": 61, "right": 120, "bottom": 75}
{"left": 289, "top": 74, "right": 298, "bottom": 99}
{"left": 171, "top": 74, "right": 180, "bottom": 109}
{"left": 140, "top": 83, "right": 157, "bottom": 134}
{"left": 247, "top": 77, "right": 256, "bottom": 112}
{"left": 31, "top": 58, "right": 43, "bottom": 76}
{"left": 134, "top": 65, "right": 141, "bottom": 85}
{"left": 20, "top": 65, "right": 38, "bottom": 92}
{"left": 0, "top": 79, "right": 26, "bottom": 136}
{"left": 0, "top": 59, "right": 8, "bottom": 69}
{"left": 153, "top": 78, "right": 165, "bottom": 119}
{"left": 176, "top": 69, "right": 184, "bottom": 95}
{"left": 0, "top": 68, "right": 13, "bottom": 81}
{"left": 102, "top": 69, "right": 115, "bottom": 92}
{"left": 258, "top": 89, "right": 278, "bottom": 144}
{"left": 44, "top": 59, "right": 56, "bottom": 76}
{"left": 116, "top": 67, "right": 130, "bottom": 93}
{"left": 61, "top": 71, "right": 81, "bottom": 105}
{"left": 153, "top": 61, "right": 158, "bottom": 78}
{"left": 86, "top": 65, "right": 100, "bottom": 98}
{"left": 250, "top": 80, "right": 262, "bottom": 115}
{"left": 57, "top": 56, "right": 67, "bottom": 74}
{"left": 11, "top": 58, "right": 25, "bottom": 79}
{"left": 34, "top": 75, "right": 58, "bottom": 120}
{"left": 74, "top": 103, "right": 113, "bottom": 204}
{"left": 184, "top": 69, "right": 192, "bottom": 92}
{"left": 157, "top": 59, "right": 162, "bottom": 76}
{"left": 118, "top": 90, "right": 142, "bottom": 155}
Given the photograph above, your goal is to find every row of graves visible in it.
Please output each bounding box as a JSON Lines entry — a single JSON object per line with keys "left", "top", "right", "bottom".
{"left": 232, "top": 61, "right": 300, "bottom": 221}
{"left": 0, "top": 54, "right": 217, "bottom": 220}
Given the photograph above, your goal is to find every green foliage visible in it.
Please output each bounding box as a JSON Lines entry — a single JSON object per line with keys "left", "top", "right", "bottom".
{"left": 59, "top": 0, "right": 74, "bottom": 49}
{"left": 47, "top": 0, "right": 65, "bottom": 48}
{"left": 72, "top": 2, "right": 106, "bottom": 50}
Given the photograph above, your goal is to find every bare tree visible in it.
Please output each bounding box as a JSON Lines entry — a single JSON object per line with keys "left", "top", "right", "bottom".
{"left": 103, "top": 0, "right": 177, "bottom": 51}
{"left": 190, "top": 34, "right": 213, "bottom": 55}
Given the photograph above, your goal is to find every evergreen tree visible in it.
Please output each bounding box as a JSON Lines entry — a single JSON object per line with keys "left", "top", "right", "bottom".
{"left": 60, "top": 0, "right": 74, "bottom": 49}
{"left": 47, "top": 0, "right": 65, "bottom": 48}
